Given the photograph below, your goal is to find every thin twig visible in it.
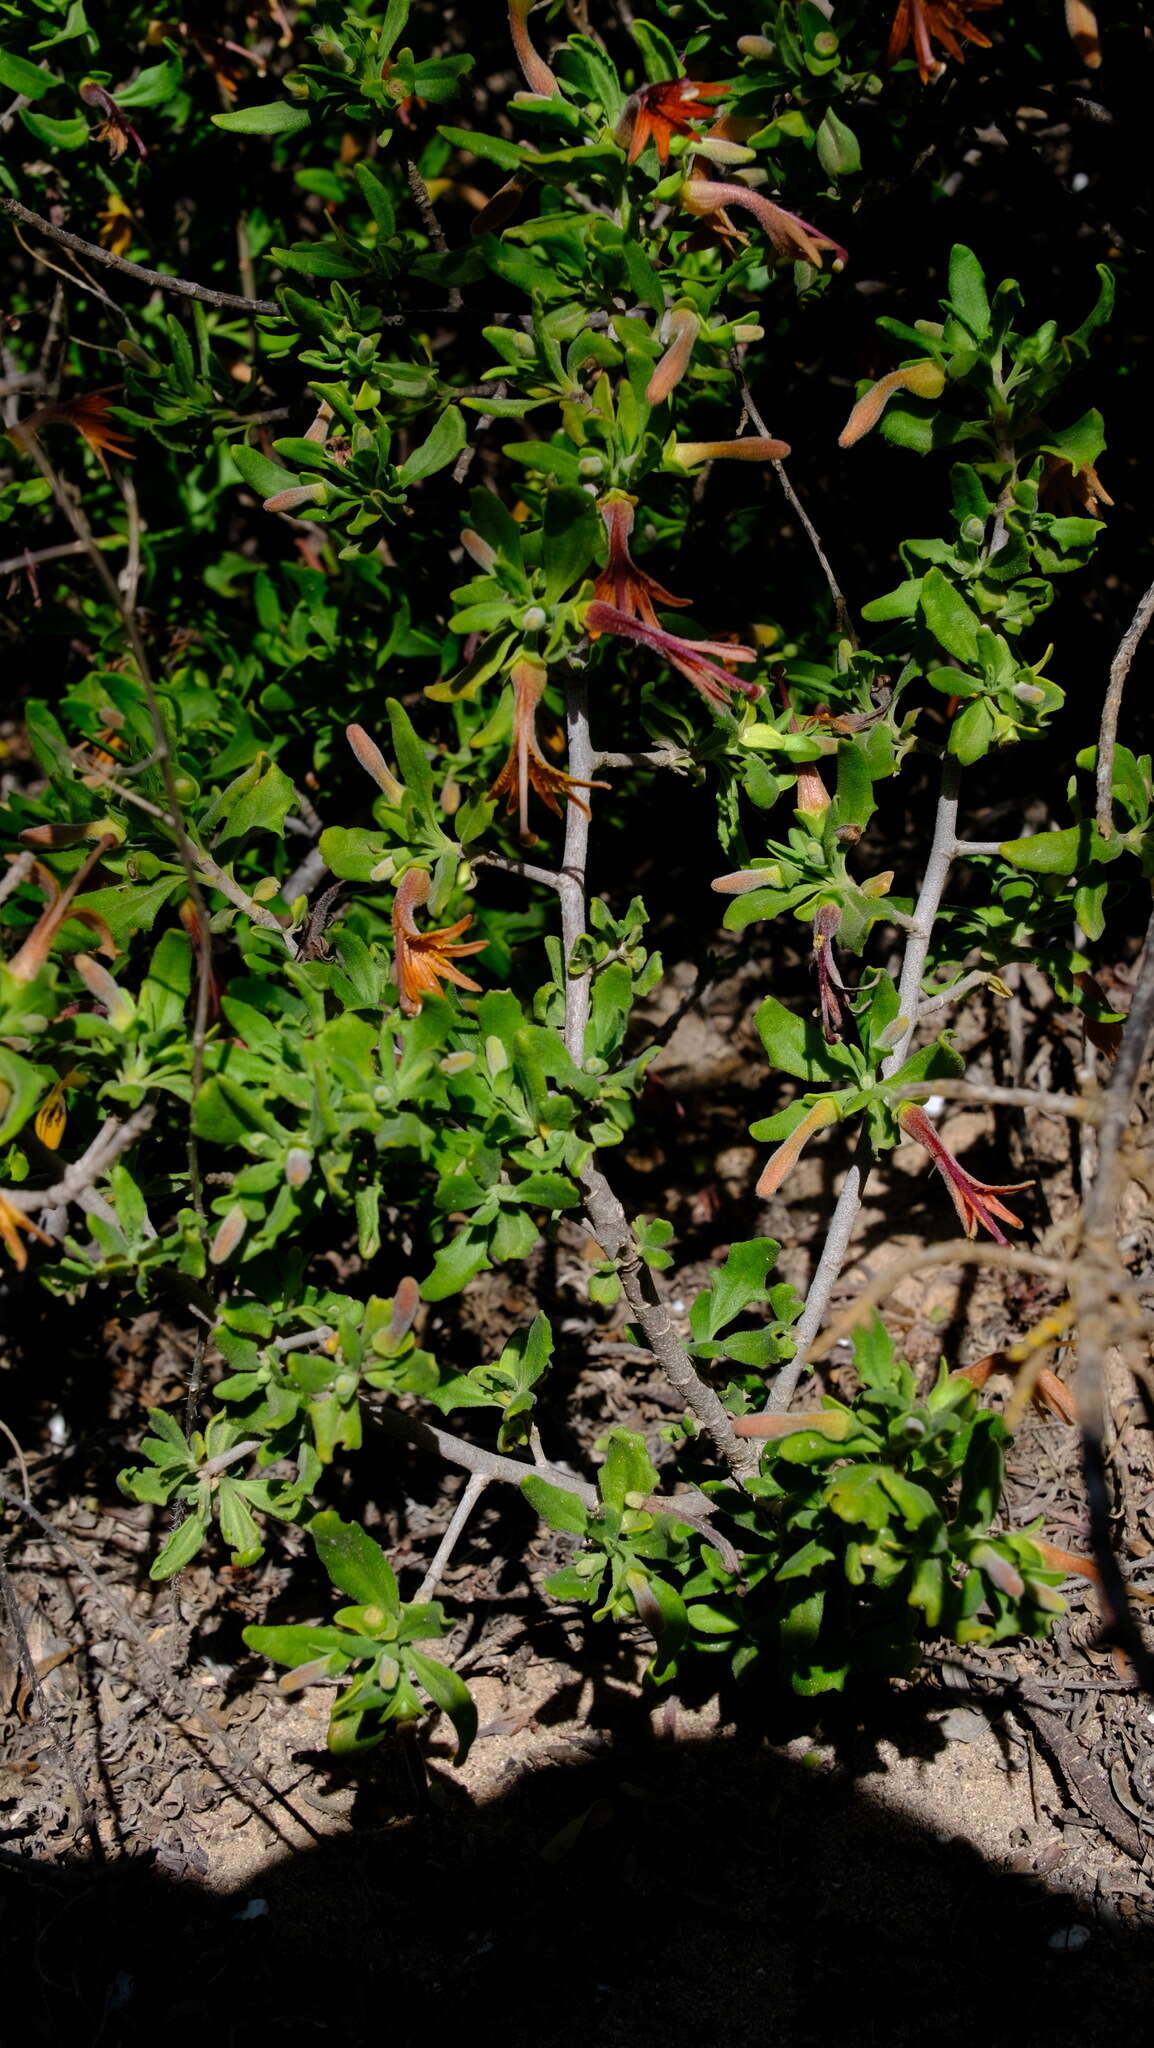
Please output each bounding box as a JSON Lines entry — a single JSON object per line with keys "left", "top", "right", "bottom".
{"left": 1, "top": 1106, "right": 156, "bottom": 1217}
{"left": 473, "top": 849, "right": 564, "bottom": 892}
{"left": 734, "top": 368, "right": 856, "bottom": 645}
{"left": 0, "top": 195, "right": 281, "bottom": 315}
{"left": 560, "top": 669, "right": 595, "bottom": 1061}
{"left": 372, "top": 1404, "right": 740, "bottom": 1569}
{"left": 0, "top": 537, "right": 91, "bottom": 578}
{"left": 1096, "top": 576, "right": 1154, "bottom": 840}
{"left": 891, "top": 1078, "right": 1097, "bottom": 1121}
{"left": 413, "top": 1471, "right": 488, "bottom": 1603}
{"left": 0, "top": 849, "right": 35, "bottom": 909}
{"left": 805, "top": 1240, "right": 1077, "bottom": 1367}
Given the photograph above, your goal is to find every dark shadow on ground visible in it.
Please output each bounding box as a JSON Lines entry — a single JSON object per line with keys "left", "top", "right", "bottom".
{"left": 4, "top": 1715, "right": 1151, "bottom": 2048}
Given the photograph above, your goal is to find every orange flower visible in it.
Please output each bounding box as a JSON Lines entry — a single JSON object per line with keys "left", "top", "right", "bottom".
{"left": 97, "top": 195, "right": 134, "bottom": 257}
{"left": 489, "top": 658, "right": 607, "bottom": 844}
{"left": 1039, "top": 453, "right": 1113, "bottom": 520}
{"left": 592, "top": 496, "right": 691, "bottom": 628}
{"left": 886, "top": 0, "right": 1002, "bottom": 83}
{"left": 5, "top": 834, "right": 119, "bottom": 984}
{"left": 15, "top": 389, "right": 134, "bottom": 475}
{"left": 392, "top": 868, "right": 487, "bottom": 1018}
{"left": 618, "top": 76, "right": 729, "bottom": 164}
{"left": 508, "top": 0, "right": 559, "bottom": 97}
{"left": 897, "top": 1102, "right": 1030, "bottom": 1243}
{"left": 0, "top": 1197, "right": 53, "bottom": 1271}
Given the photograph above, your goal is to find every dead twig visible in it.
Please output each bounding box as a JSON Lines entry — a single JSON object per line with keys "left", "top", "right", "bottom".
{"left": 0, "top": 195, "right": 281, "bottom": 315}
{"left": 1096, "top": 576, "right": 1154, "bottom": 840}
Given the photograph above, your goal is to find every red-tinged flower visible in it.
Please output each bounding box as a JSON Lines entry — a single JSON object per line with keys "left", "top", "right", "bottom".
{"left": 682, "top": 176, "right": 847, "bottom": 269}
{"left": 79, "top": 79, "right": 147, "bottom": 162}
{"left": 618, "top": 76, "right": 730, "bottom": 164}
{"left": 886, "top": 0, "right": 1002, "bottom": 83}
{"left": 838, "top": 361, "right": 946, "bottom": 448}
{"left": 16, "top": 388, "right": 134, "bottom": 475}
{"left": 586, "top": 600, "right": 760, "bottom": 710}
{"left": 392, "top": 868, "right": 488, "bottom": 1018}
{"left": 897, "top": 1101, "right": 1031, "bottom": 1244}
{"left": 592, "top": 496, "right": 691, "bottom": 628}
{"left": 5, "top": 835, "right": 119, "bottom": 984}
{"left": 489, "top": 658, "right": 607, "bottom": 844}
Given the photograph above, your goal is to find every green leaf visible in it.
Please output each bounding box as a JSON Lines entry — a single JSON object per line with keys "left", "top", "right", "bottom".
{"left": 243, "top": 1623, "right": 354, "bottom": 1667}
{"left": 353, "top": 160, "right": 396, "bottom": 238}
{"left": 541, "top": 485, "right": 598, "bottom": 604}
{"left": 231, "top": 442, "right": 293, "bottom": 499}
{"left": 0, "top": 1049, "right": 53, "bottom": 1147}
{"left": 949, "top": 697, "right": 996, "bottom": 765}
{"left": 215, "top": 758, "right": 296, "bottom": 840}
{"left": 947, "top": 245, "right": 990, "bottom": 340}
{"left": 920, "top": 567, "right": 980, "bottom": 664}
{"left": 521, "top": 1474, "right": 589, "bottom": 1536}
{"left": 690, "top": 1238, "right": 779, "bottom": 1341}
{"left": 406, "top": 1649, "right": 477, "bottom": 1763}
{"left": 997, "top": 826, "right": 1081, "bottom": 875}
{"left": 138, "top": 929, "right": 192, "bottom": 1036}
{"left": 755, "top": 996, "right": 856, "bottom": 1083}
{"left": 599, "top": 1428, "right": 658, "bottom": 1510}
{"left": 212, "top": 101, "right": 311, "bottom": 135}
{"left": 150, "top": 1513, "right": 208, "bottom": 1580}
{"left": 310, "top": 1510, "right": 400, "bottom": 1610}
{"left": 397, "top": 404, "right": 466, "bottom": 485}
{"left": 0, "top": 51, "right": 57, "bottom": 96}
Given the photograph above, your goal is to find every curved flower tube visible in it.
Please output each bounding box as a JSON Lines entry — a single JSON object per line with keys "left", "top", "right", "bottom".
{"left": 682, "top": 176, "right": 847, "bottom": 269}
{"left": 585, "top": 600, "right": 760, "bottom": 709}
{"left": 838, "top": 361, "right": 946, "bottom": 448}
{"left": 897, "top": 1102, "right": 1031, "bottom": 1243}
{"left": 490, "top": 658, "right": 607, "bottom": 842}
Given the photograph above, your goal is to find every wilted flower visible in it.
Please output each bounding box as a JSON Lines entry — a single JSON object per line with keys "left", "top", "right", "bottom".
{"left": 14, "top": 389, "right": 134, "bottom": 475}
{"left": 1039, "top": 453, "right": 1113, "bottom": 520}
{"left": 617, "top": 76, "right": 729, "bottom": 164}
{"left": 508, "top": 0, "right": 559, "bottom": 97}
{"left": 34, "top": 1068, "right": 84, "bottom": 1152}
{"left": 813, "top": 901, "right": 846, "bottom": 1043}
{"left": 0, "top": 1196, "right": 53, "bottom": 1271}
{"left": 682, "top": 176, "right": 847, "bottom": 269}
{"left": 97, "top": 195, "right": 134, "bottom": 256}
{"left": 838, "top": 361, "right": 947, "bottom": 448}
{"left": 897, "top": 1101, "right": 1030, "bottom": 1243}
{"left": 79, "top": 79, "right": 147, "bottom": 162}
{"left": 586, "top": 600, "right": 761, "bottom": 710}
{"left": 392, "top": 867, "right": 487, "bottom": 1017}
{"left": 886, "top": 0, "right": 1002, "bottom": 83}
{"left": 489, "top": 658, "right": 607, "bottom": 843}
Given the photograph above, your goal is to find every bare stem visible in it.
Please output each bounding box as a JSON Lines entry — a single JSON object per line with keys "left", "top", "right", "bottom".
{"left": 1096, "top": 576, "right": 1154, "bottom": 840}
{"left": 0, "top": 195, "right": 280, "bottom": 315}
{"left": 2, "top": 1106, "right": 156, "bottom": 1217}
{"left": 560, "top": 670, "right": 594, "bottom": 1064}
{"left": 413, "top": 1471, "right": 488, "bottom": 1603}
{"left": 734, "top": 367, "right": 856, "bottom": 645}
{"left": 765, "top": 756, "right": 962, "bottom": 1411}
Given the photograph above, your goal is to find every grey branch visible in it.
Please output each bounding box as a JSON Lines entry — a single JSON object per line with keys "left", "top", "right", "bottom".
{"left": 2, "top": 1106, "right": 156, "bottom": 1217}
{"left": 0, "top": 196, "right": 281, "bottom": 315}
{"left": 1096, "top": 577, "right": 1154, "bottom": 841}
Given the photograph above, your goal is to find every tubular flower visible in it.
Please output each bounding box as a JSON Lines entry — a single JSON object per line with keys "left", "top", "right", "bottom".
{"left": 756, "top": 1095, "right": 842, "bottom": 1201}
{"left": 14, "top": 389, "right": 134, "bottom": 474}
{"left": 1064, "top": 1, "right": 1100, "bottom": 68}
{"left": 617, "top": 77, "right": 729, "bottom": 164}
{"left": 838, "top": 361, "right": 946, "bottom": 448}
{"left": 682, "top": 176, "right": 847, "bottom": 270}
{"left": 489, "top": 658, "right": 607, "bottom": 844}
{"left": 5, "top": 835, "right": 119, "bottom": 984}
{"left": 508, "top": 0, "right": 558, "bottom": 97}
{"left": 1039, "top": 454, "right": 1113, "bottom": 520}
{"left": 886, "top": 0, "right": 1002, "bottom": 82}
{"left": 593, "top": 496, "right": 690, "bottom": 627}
{"left": 79, "top": 79, "right": 147, "bottom": 161}
{"left": 674, "top": 436, "right": 791, "bottom": 465}
{"left": 585, "top": 601, "right": 760, "bottom": 710}
{"left": 897, "top": 1102, "right": 1031, "bottom": 1244}
{"left": 392, "top": 868, "right": 487, "bottom": 1018}
{"left": 646, "top": 308, "right": 700, "bottom": 406}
